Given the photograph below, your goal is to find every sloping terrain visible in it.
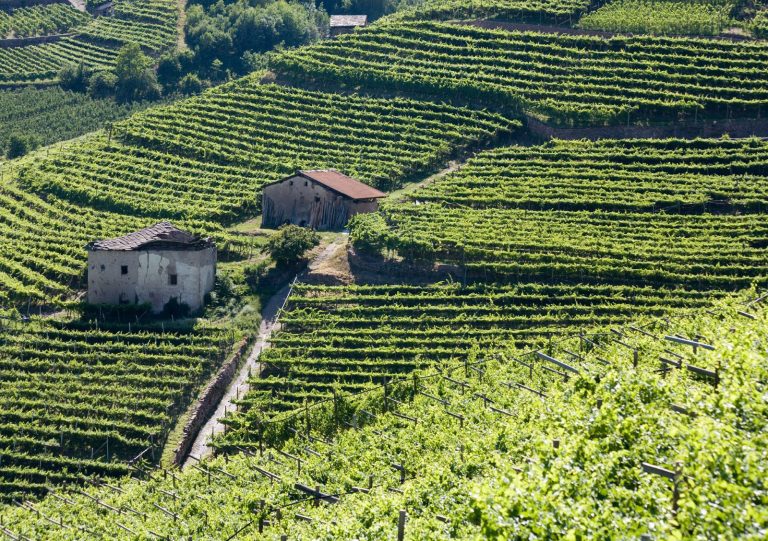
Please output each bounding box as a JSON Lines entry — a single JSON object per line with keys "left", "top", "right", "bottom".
{"left": 273, "top": 21, "right": 768, "bottom": 125}
{"left": 0, "top": 0, "right": 767, "bottom": 526}
{"left": 2, "top": 294, "right": 765, "bottom": 538}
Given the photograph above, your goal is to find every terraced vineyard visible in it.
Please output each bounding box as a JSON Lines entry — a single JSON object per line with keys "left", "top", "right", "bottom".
{"left": 2, "top": 296, "right": 764, "bottom": 538}
{"left": 78, "top": 16, "right": 176, "bottom": 52}
{"left": 384, "top": 206, "right": 768, "bottom": 289}
{"left": 0, "top": 319, "right": 229, "bottom": 503}
{"left": 273, "top": 21, "right": 768, "bottom": 125}
{"left": 394, "top": 0, "right": 592, "bottom": 23}
{"left": 113, "top": 0, "right": 178, "bottom": 24}
{"left": 13, "top": 79, "right": 516, "bottom": 223}
{"left": 237, "top": 282, "right": 713, "bottom": 415}
{"left": 114, "top": 79, "right": 516, "bottom": 192}
{"left": 579, "top": 0, "right": 737, "bottom": 35}
{"left": 1, "top": 0, "right": 768, "bottom": 529}
{"left": 0, "top": 36, "right": 116, "bottom": 85}
{"left": 0, "top": 4, "right": 89, "bottom": 38}
{"left": 374, "top": 138, "right": 768, "bottom": 289}
{"left": 0, "top": 78, "right": 514, "bottom": 303}
{"left": 0, "top": 0, "right": 178, "bottom": 84}
{"left": 409, "top": 137, "right": 768, "bottom": 212}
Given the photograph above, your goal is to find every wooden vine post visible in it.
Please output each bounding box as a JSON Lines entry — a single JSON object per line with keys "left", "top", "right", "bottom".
{"left": 397, "top": 510, "right": 407, "bottom": 541}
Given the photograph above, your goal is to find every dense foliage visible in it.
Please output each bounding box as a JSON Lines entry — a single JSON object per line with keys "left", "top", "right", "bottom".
{"left": 263, "top": 225, "right": 320, "bottom": 267}
{"left": 0, "top": 318, "right": 230, "bottom": 502}
{"left": 273, "top": 20, "right": 768, "bottom": 126}
{"left": 185, "top": 0, "right": 327, "bottom": 75}
{"left": 2, "top": 296, "right": 766, "bottom": 538}
{"left": 752, "top": 7, "right": 768, "bottom": 36}
{"left": 579, "top": 0, "right": 737, "bottom": 35}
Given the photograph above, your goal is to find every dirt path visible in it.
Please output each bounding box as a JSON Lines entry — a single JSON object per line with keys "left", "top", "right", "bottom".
{"left": 176, "top": 0, "right": 187, "bottom": 50}
{"left": 387, "top": 160, "right": 461, "bottom": 201}
{"left": 183, "top": 237, "right": 346, "bottom": 466}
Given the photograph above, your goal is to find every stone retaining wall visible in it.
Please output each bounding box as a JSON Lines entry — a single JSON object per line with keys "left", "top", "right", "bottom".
{"left": 172, "top": 338, "right": 251, "bottom": 466}
{"left": 526, "top": 115, "right": 768, "bottom": 141}
{"left": 0, "top": 33, "right": 72, "bottom": 48}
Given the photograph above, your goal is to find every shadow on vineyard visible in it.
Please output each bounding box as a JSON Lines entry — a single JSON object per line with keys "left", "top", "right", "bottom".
{"left": 1, "top": 0, "right": 768, "bottom": 536}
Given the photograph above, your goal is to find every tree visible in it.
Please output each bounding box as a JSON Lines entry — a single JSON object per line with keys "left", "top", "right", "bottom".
{"left": 114, "top": 43, "right": 160, "bottom": 102}
{"left": 6, "top": 134, "right": 39, "bottom": 159}
{"left": 262, "top": 224, "right": 320, "bottom": 268}
{"left": 58, "top": 62, "right": 88, "bottom": 92}
{"left": 178, "top": 73, "right": 204, "bottom": 95}
{"left": 87, "top": 71, "right": 118, "bottom": 99}
{"left": 157, "top": 52, "right": 182, "bottom": 89}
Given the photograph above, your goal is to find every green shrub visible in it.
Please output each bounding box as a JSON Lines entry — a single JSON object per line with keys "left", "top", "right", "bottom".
{"left": 87, "top": 71, "right": 118, "bottom": 99}
{"left": 58, "top": 62, "right": 88, "bottom": 92}
{"left": 262, "top": 224, "right": 320, "bottom": 267}
{"left": 179, "top": 73, "right": 205, "bottom": 95}
{"left": 6, "top": 133, "right": 39, "bottom": 159}
{"left": 348, "top": 212, "right": 392, "bottom": 255}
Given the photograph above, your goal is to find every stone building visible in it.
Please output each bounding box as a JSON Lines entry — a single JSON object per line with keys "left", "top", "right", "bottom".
{"left": 329, "top": 14, "right": 367, "bottom": 36}
{"left": 86, "top": 222, "right": 216, "bottom": 314}
{"left": 261, "top": 170, "right": 386, "bottom": 231}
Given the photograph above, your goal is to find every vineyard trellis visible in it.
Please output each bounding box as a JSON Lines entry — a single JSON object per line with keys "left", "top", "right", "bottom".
{"left": 272, "top": 21, "right": 768, "bottom": 126}
{"left": 1, "top": 294, "right": 763, "bottom": 539}
{"left": 0, "top": 317, "right": 232, "bottom": 503}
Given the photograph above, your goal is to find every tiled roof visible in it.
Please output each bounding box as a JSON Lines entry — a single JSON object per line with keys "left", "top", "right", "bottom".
{"left": 329, "top": 15, "right": 368, "bottom": 27}
{"left": 88, "top": 222, "right": 213, "bottom": 251}
{"left": 299, "top": 170, "right": 386, "bottom": 200}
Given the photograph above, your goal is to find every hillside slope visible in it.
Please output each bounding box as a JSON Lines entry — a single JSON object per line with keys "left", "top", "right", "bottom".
{"left": 2, "top": 294, "right": 765, "bottom": 538}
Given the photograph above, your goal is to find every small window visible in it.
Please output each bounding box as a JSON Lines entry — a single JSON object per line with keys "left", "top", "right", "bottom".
{"left": 289, "top": 180, "right": 294, "bottom": 186}
{"left": 169, "top": 274, "right": 178, "bottom": 286}
{"left": 100, "top": 264, "right": 106, "bottom": 271}
{"left": 304, "top": 181, "right": 309, "bottom": 187}
{"left": 121, "top": 265, "right": 128, "bottom": 275}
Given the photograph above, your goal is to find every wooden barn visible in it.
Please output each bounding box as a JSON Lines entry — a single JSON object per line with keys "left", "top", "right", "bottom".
{"left": 261, "top": 170, "right": 386, "bottom": 231}
{"left": 329, "top": 14, "right": 368, "bottom": 36}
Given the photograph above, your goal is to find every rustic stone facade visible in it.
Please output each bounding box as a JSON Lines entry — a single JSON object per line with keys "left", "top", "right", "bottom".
{"left": 86, "top": 223, "right": 216, "bottom": 314}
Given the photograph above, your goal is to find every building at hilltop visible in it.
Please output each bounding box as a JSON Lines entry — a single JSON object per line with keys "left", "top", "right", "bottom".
{"left": 329, "top": 14, "right": 367, "bottom": 36}
{"left": 86, "top": 222, "right": 216, "bottom": 314}
{"left": 261, "top": 169, "right": 386, "bottom": 231}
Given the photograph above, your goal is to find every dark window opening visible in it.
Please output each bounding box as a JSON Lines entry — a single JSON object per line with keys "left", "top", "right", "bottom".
{"left": 100, "top": 264, "right": 105, "bottom": 271}
{"left": 304, "top": 181, "right": 308, "bottom": 187}
{"left": 169, "top": 274, "right": 178, "bottom": 286}
{"left": 289, "top": 180, "right": 294, "bottom": 186}
{"left": 121, "top": 265, "right": 128, "bottom": 275}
